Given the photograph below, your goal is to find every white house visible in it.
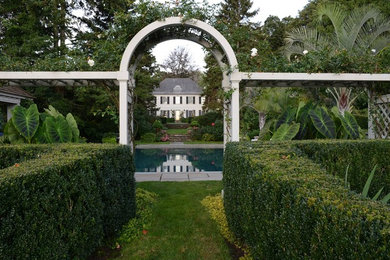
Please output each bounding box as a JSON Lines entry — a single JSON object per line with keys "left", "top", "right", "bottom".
{"left": 153, "top": 78, "right": 205, "bottom": 120}
{"left": 0, "top": 86, "right": 33, "bottom": 121}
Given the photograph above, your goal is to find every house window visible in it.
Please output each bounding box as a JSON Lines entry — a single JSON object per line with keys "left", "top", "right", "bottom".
{"left": 186, "top": 96, "right": 188, "bottom": 104}
{"left": 199, "top": 110, "right": 202, "bottom": 116}
{"left": 161, "top": 97, "right": 168, "bottom": 104}
{"left": 188, "top": 110, "right": 195, "bottom": 117}
{"left": 199, "top": 96, "right": 202, "bottom": 104}
{"left": 173, "top": 96, "right": 176, "bottom": 104}
{"left": 180, "top": 96, "right": 183, "bottom": 104}
{"left": 193, "top": 96, "right": 196, "bottom": 104}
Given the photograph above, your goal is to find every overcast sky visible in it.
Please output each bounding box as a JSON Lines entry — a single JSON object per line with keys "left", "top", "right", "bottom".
{"left": 152, "top": 0, "right": 309, "bottom": 70}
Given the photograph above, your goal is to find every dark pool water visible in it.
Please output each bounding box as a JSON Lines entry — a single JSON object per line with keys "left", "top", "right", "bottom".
{"left": 135, "top": 148, "right": 223, "bottom": 172}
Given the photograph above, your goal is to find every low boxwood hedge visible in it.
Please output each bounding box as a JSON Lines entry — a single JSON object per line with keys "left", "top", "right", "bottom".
{"left": 224, "top": 141, "right": 390, "bottom": 259}
{"left": 0, "top": 144, "right": 135, "bottom": 259}
{"left": 294, "top": 140, "right": 390, "bottom": 197}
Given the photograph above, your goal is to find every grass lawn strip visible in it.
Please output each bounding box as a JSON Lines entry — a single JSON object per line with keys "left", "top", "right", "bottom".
{"left": 115, "top": 182, "right": 231, "bottom": 260}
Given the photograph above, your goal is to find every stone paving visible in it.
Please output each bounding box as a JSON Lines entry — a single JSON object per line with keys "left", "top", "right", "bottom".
{"left": 135, "top": 171, "right": 223, "bottom": 182}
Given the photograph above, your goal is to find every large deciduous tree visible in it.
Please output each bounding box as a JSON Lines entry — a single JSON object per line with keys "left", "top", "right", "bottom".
{"left": 161, "top": 46, "right": 198, "bottom": 78}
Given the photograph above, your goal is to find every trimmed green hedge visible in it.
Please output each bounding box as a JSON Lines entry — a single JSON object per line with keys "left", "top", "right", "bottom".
{"left": 0, "top": 144, "right": 54, "bottom": 169}
{"left": 224, "top": 141, "right": 390, "bottom": 259}
{"left": 0, "top": 144, "right": 135, "bottom": 259}
{"left": 295, "top": 140, "right": 390, "bottom": 197}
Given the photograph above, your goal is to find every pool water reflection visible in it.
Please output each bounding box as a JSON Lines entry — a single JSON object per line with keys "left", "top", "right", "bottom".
{"left": 135, "top": 148, "right": 223, "bottom": 172}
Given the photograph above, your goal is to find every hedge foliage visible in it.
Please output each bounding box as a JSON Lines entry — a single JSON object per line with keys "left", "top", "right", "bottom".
{"left": 0, "top": 144, "right": 135, "bottom": 259}
{"left": 224, "top": 141, "right": 390, "bottom": 259}
{"left": 295, "top": 140, "right": 390, "bottom": 197}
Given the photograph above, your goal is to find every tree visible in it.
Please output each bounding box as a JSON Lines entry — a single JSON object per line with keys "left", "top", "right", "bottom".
{"left": 284, "top": 4, "right": 390, "bottom": 114}
{"left": 161, "top": 46, "right": 198, "bottom": 78}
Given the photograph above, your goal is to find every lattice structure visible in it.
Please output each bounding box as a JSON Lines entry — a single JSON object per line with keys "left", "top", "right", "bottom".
{"left": 369, "top": 94, "right": 390, "bottom": 139}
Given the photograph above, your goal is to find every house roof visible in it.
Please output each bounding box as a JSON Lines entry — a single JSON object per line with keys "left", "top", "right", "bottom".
{"left": 153, "top": 78, "right": 202, "bottom": 95}
{"left": 0, "top": 86, "right": 34, "bottom": 99}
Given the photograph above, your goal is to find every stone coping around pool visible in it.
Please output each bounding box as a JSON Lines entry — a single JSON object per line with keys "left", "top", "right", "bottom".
{"left": 135, "top": 171, "right": 223, "bottom": 182}
{"left": 135, "top": 143, "right": 224, "bottom": 149}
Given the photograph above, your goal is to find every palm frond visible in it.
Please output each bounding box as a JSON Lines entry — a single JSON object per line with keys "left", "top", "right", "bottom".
{"left": 342, "top": 5, "right": 381, "bottom": 50}
{"left": 316, "top": 4, "right": 346, "bottom": 47}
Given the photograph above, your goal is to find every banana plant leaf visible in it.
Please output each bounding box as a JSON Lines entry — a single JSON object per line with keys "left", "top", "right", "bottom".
{"left": 45, "top": 116, "right": 72, "bottom": 143}
{"left": 66, "top": 113, "right": 80, "bottom": 142}
{"left": 271, "top": 123, "right": 300, "bottom": 141}
{"left": 11, "top": 104, "right": 39, "bottom": 143}
{"left": 338, "top": 112, "right": 360, "bottom": 139}
{"left": 4, "top": 121, "right": 25, "bottom": 144}
{"left": 309, "top": 107, "right": 336, "bottom": 139}
{"left": 275, "top": 108, "right": 297, "bottom": 131}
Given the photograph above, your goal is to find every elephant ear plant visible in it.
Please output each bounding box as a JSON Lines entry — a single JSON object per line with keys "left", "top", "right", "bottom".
{"left": 4, "top": 104, "right": 81, "bottom": 144}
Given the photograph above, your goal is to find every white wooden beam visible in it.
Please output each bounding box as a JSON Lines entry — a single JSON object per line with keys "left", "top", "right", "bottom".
{"left": 0, "top": 71, "right": 122, "bottom": 80}
{"left": 240, "top": 72, "right": 390, "bottom": 82}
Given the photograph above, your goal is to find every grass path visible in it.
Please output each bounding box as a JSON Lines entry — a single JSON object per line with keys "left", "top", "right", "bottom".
{"left": 115, "top": 182, "right": 231, "bottom": 260}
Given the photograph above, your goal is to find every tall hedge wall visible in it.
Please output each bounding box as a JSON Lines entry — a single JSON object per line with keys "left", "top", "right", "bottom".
{"left": 0, "top": 144, "right": 135, "bottom": 259}
{"left": 223, "top": 141, "right": 390, "bottom": 259}
{"left": 294, "top": 140, "right": 390, "bottom": 197}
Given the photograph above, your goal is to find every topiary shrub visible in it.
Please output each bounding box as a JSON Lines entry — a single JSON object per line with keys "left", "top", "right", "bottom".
{"left": 0, "top": 144, "right": 135, "bottom": 259}
{"left": 141, "top": 133, "right": 156, "bottom": 143}
{"left": 224, "top": 141, "right": 390, "bottom": 259}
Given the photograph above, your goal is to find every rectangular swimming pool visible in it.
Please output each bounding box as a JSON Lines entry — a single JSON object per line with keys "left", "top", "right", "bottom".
{"left": 135, "top": 148, "right": 223, "bottom": 173}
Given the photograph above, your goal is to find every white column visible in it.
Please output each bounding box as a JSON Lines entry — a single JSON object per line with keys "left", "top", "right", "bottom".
{"left": 222, "top": 74, "right": 230, "bottom": 145}
{"left": 119, "top": 80, "right": 128, "bottom": 145}
{"left": 230, "top": 80, "right": 240, "bottom": 142}
{"left": 367, "top": 89, "right": 375, "bottom": 139}
{"left": 7, "top": 104, "right": 18, "bottom": 121}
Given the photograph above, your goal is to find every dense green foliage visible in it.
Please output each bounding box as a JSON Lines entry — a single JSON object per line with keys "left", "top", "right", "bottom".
{"left": 4, "top": 104, "right": 81, "bottom": 144}
{"left": 0, "top": 144, "right": 135, "bottom": 259}
{"left": 295, "top": 140, "right": 390, "bottom": 198}
{"left": 224, "top": 141, "right": 390, "bottom": 259}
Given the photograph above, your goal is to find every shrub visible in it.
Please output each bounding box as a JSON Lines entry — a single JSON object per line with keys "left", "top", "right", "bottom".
{"left": 190, "top": 127, "right": 202, "bottom": 141}
{"left": 117, "top": 188, "right": 157, "bottom": 244}
{"left": 140, "top": 133, "right": 156, "bottom": 143}
{"left": 224, "top": 141, "right": 390, "bottom": 259}
{"left": 202, "top": 133, "right": 215, "bottom": 141}
{"left": 190, "top": 120, "right": 199, "bottom": 127}
{"left": 166, "top": 118, "right": 175, "bottom": 123}
{"left": 294, "top": 140, "right": 390, "bottom": 197}
{"left": 197, "top": 112, "right": 222, "bottom": 127}
{"left": 152, "top": 120, "right": 163, "bottom": 132}
{"left": 0, "top": 144, "right": 135, "bottom": 259}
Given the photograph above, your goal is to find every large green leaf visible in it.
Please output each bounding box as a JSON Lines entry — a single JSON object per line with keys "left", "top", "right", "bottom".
{"left": 44, "top": 105, "right": 63, "bottom": 118}
{"left": 45, "top": 116, "right": 72, "bottom": 143}
{"left": 309, "top": 107, "right": 336, "bottom": 139}
{"left": 338, "top": 112, "right": 360, "bottom": 139}
{"left": 275, "top": 107, "right": 297, "bottom": 130}
{"left": 33, "top": 124, "right": 49, "bottom": 144}
{"left": 271, "top": 123, "right": 300, "bottom": 141}
{"left": 11, "top": 104, "right": 39, "bottom": 143}
{"left": 66, "top": 113, "right": 80, "bottom": 142}
{"left": 4, "top": 121, "right": 25, "bottom": 144}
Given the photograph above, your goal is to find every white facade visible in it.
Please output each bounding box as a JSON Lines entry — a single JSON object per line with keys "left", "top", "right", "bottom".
{"left": 155, "top": 94, "right": 205, "bottom": 119}
{"left": 153, "top": 78, "right": 205, "bottom": 120}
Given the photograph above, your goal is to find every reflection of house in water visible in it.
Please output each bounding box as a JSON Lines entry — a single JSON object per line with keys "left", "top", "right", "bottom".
{"left": 157, "top": 153, "right": 201, "bottom": 173}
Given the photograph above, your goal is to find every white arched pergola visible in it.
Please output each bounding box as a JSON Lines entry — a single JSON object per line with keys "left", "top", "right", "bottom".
{"left": 118, "top": 17, "right": 242, "bottom": 146}
{"left": 1, "top": 17, "right": 390, "bottom": 149}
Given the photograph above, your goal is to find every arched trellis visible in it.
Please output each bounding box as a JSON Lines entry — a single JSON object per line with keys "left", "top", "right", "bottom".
{"left": 1, "top": 17, "right": 390, "bottom": 149}
{"left": 118, "top": 17, "right": 241, "bottom": 147}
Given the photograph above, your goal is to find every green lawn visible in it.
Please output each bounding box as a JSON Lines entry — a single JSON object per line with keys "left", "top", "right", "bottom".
{"left": 166, "top": 128, "right": 189, "bottom": 135}
{"left": 115, "top": 182, "right": 231, "bottom": 260}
